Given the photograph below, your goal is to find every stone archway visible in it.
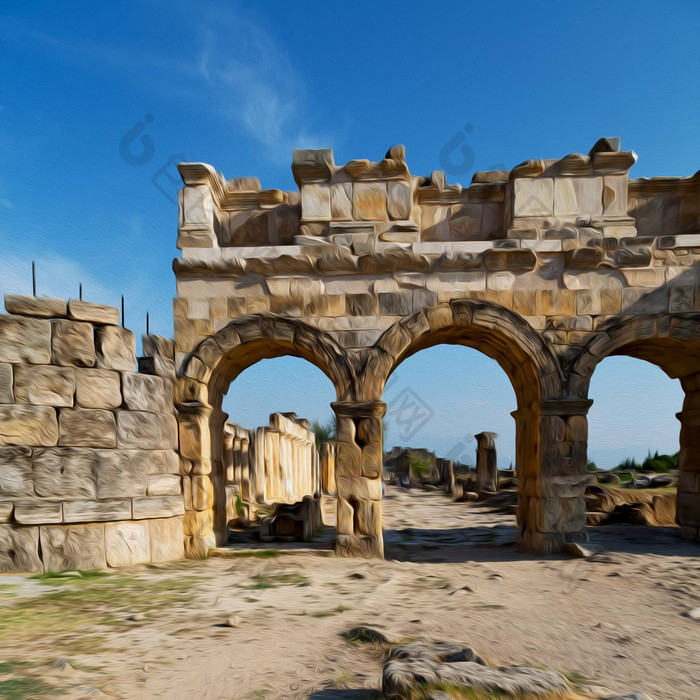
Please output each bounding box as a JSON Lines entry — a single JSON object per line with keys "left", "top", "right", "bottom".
{"left": 569, "top": 314, "right": 700, "bottom": 541}
{"left": 347, "top": 300, "right": 587, "bottom": 556}
{"left": 176, "top": 314, "right": 356, "bottom": 557}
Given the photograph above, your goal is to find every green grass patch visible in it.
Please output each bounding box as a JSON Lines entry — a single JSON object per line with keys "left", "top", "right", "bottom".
{"left": 228, "top": 550, "right": 280, "bottom": 559}
{"left": 0, "top": 571, "right": 204, "bottom": 650}
{"left": 244, "top": 572, "right": 308, "bottom": 590}
{"left": 0, "top": 676, "right": 62, "bottom": 700}
{"left": 31, "top": 570, "right": 109, "bottom": 584}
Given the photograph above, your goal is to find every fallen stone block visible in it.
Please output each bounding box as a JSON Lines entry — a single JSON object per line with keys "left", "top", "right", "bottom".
{"left": 382, "top": 658, "right": 570, "bottom": 699}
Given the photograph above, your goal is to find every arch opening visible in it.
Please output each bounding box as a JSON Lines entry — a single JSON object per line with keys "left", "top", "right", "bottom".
{"left": 381, "top": 344, "right": 518, "bottom": 556}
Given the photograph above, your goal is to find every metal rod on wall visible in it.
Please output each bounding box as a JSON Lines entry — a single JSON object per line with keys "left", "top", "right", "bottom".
{"left": 121, "top": 295, "right": 125, "bottom": 329}
{"left": 32, "top": 261, "right": 36, "bottom": 297}
{"left": 146, "top": 312, "right": 150, "bottom": 337}
{"left": 79, "top": 283, "right": 83, "bottom": 301}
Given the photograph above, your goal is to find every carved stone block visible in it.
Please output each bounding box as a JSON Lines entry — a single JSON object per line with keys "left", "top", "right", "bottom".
{"left": 14, "top": 365, "right": 75, "bottom": 407}
{"left": 301, "top": 184, "right": 331, "bottom": 221}
{"left": 513, "top": 178, "right": 553, "bottom": 217}
{"left": 40, "top": 523, "right": 106, "bottom": 571}
{"left": 32, "top": 447, "right": 97, "bottom": 498}
{"left": 75, "top": 368, "right": 122, "bottom": 409}
{"left": 95, "top": 449, "right": 149, "bottom": 498}
{"left": 95, "top": 326, "right": 136, "bottom": 371}
{"left": 121, "top": 373, "right": 172, "bottom": 414}
{"left": 353, "top": 183, "right": 387, "bottom": 221}
{"left": 105, "top": 521, "right": 150, "bottom": 566}
{"left": 0, "top": 315, "right": 52, "bottom": 364}
{"left": 51, "top": 319, "right": 96, "bottom": 367}
{"left": 0, "top": 446, "right": 34, "bottom": 496}
{"left": 59, "top": 408, "right": 117, "bottom": 448}
{"left": 149, "top": 516, "right": 185, "bottom": 563}
{"left": 117, "top": 411, "right": 177, "bottom": 449}
{"left": 68, "top": 300, "right": 120, "bottom": 325}
{"left": 147, "top": 474, "right": 181, "bottom": 496}
{"left": 63, "top": 499, "right": 131, "bottom": 523}
{"left": 132, "top": 495, "right": 185, "bottom": 519}
{"left": 4, "top": 295, "right": 67, "bottom": 319}
{"left": 0, "top": 362, "right": 12, "bottom": 403}
{"left": 0, "top": 405, "right": 59, "bottom": 447}
{"left": 0, "top": 525, "right": 41, "bottom": 573}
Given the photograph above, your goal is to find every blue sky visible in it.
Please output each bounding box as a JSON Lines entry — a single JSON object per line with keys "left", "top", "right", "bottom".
{"left": 1, "top": 1, "right": 697, "bottom": 467}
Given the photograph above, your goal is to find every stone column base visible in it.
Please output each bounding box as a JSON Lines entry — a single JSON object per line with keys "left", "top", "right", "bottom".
{"left": 334, "top": 533, "right": 384, "bottom": 559}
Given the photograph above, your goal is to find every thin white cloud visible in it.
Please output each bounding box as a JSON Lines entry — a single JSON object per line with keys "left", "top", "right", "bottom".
{"left": 0, "top": 8, "right": 339, "bottom": 163}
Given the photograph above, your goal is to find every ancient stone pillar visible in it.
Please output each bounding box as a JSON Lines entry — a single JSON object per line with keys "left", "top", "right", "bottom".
{"left": 332, "top": 400, "right": 386, "bottom": 558}
{"left": 253, "top": 426, "right": 266, "bottom": 503}
{"left": 677, "top": 374, "right": 700, "bottom": 541}
{"left": 517, "top": 399, "right": 592, "bottom": 554}
{"left": 240, "top": 436, "right": 251, "bottom": 503}
{"left": 322, "top": 442, "right": 337, "bottom": 495}
{"left": 475, "top": 432, "right": 498, "bottom": 493}
{"left": 223, "top": 427, "right": 234, "bottom": 483}
{"left": 177, "top": 400, "right": 216, "bottom": 556}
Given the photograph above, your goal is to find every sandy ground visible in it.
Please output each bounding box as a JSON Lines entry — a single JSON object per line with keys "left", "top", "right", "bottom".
{"left": 2, "top": 485, "right": 700, "bottom": 699}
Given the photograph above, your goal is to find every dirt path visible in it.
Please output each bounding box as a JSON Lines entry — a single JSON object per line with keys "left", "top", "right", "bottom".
{"left": 2, "top": 485, "right": 699, "bottom": 699}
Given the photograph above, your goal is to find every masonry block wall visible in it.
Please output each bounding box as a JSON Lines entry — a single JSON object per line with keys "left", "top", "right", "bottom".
{"left": 0, "top": 295, "right": 184, "bottom": 573}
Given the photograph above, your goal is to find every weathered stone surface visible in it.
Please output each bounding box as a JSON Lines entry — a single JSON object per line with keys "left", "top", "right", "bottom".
{"left": 105, "top": 521, "right": 150, "bottom": 566}
{"left": 51, "top": 319, "right": 96, "bottom": 367}
{"left": 132, "top": 495, "right": 185, "bottom": 519}
{"left": 5, "top": 295, "right": 67, "bottom": 318}
{"left": 383, "top": 658, "right": 570, "bottom": 699}
{"left": 40, "top": 524, "right": 106, "bottom": 571}
{"left": 95, "top": 449, "right": 149, "bottom": 498}
{"left": 147, "top": 474, "right": 181, "bottom": 496}
{"left": 0, "top": 315, "right": 52, "bottom": 364}
{"left": 0, "top": 502, "right": 12, "bottom": 522}
{"left": 14, "top": 499, "right": 62, "bottom": 524}
{"left": 32, "top": 447, "right": 97, "bottom": 498}
{"left": 14, "top": 365, "right": 75, "bottom": 407}
{"left": 63, "top": 499, "right": 131, "bottom": 523}
{"left": 0, "top": 405, "right": 58, "bottom": 446}
{"left": 387, "top": 182, "right": 412, "bottom": 220}
{"left": 513, "top": 178, "right": 553, "bottom": 216}
{"left": 95, "top": 325, "right": 136, "bottom": 371}
{"left": 59, "top": 408, "right": 116, "bottom": 448}
{"left": 75, "top": 368, "right": 122, "bottom": 409}
{"left": 353, "top": 183, "right": 387, "bottom": 220}
{"left": 117, "top": 411, "right": 177, "bottom": 449}
{"left": 301, "top": 184, "right": 331, "bottom": 221}
{"left": 68, "top": 299, "right": 120, "bottom": 325}
{"left": 0, "top": 362, "right": 12, "bottom": 403}
{"left": 121, "top": 373, "right": 172, "bottom": 414}
{"left": 0, "top": 524, "right": 41, "bottom": 573}
{"left": 0, "top": 446, "right": 34, "bottom": 496}
{"left": 149, "top": 516, "right": 185, "bottom": 562}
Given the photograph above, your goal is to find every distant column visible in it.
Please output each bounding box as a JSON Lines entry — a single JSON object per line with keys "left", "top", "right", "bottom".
{"left": 475, "top": 432, "right": 498, "bottom": 493}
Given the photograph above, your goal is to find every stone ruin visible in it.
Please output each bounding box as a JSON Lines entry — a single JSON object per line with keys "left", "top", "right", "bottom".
{"left": 1, "top": 137, "right": 700, "bottom": 570}
{"left": 0, "top": 296, "right": 183, "bottom": 572}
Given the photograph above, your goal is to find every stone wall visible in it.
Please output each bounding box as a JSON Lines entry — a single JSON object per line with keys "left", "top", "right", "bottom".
{"left": 222, "top": 412, "right": 321, "bottom": 524}
{"left": 0, "top": 295, "right": 184, "bottom": 573}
